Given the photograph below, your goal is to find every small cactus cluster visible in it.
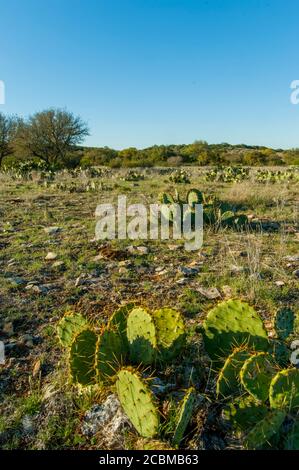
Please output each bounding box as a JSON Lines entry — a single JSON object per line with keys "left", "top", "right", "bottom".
{"left": 202, "top": 299, "right": 298, "bottom": 449}
{"left": 158, "top": 188, "right": 248, "bottom": 229}
{"left": 57, "top": 304, "right": 194, "bottom": 446}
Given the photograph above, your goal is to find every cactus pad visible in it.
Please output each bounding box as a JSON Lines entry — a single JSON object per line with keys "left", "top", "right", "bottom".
{"left": 203, "top": 300, "right": 268, "bottom": 363}
{"left": 187, "top": 189, "right": 203, "bottom": 208}
{"left": 223, "top": 395, "right": 268, "bottom": 432}
{"left": 244, "top": 410, "right": 285, "bottom": 449}
{"left": 96, "top": 329, "right": 123, "bottom": 382}
{"left": 153, "top": 307, "right": 185, "bottom": 361}
{"left": 57, "top": 312, "right": 88, "bottom": 348}
{"left": 240, "top": 352, "right": 277, "bottom": 402}
{"left": 172, "top": 387, "right": 196, "bottom": 446}
{"left": 216, "top": 348, "right": 251, "bottom": 398}
{"left": 274, "top": 308, "right": 295, "bottom": 340}
{"left": 269, "top": 368, "right": 299, "bottom": 411}
{"left": 284, "top": 420, "right": 299, "bottom": 450}
{"left": 136, "top": 439, "right": 173, "bottom": 450}
{"left": 108, "top": 302, "right": 136, "bottom": 354}
{"left": 127, "top": 307, "right": 157, "bottom": 364}
{"left": 116, "top": 368, "right": 160, "bottom": 438}
{"left": 69, "top": 329, "right": 97, "bottom": 385}
{"left": 272, "top": 340, "right": 290, "bottom": 367}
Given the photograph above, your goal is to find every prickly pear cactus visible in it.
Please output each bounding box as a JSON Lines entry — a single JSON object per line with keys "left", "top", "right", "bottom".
{"left": 116, "top": 368, "right": 160, "bottom": 438}
{"left": 244, "top": 410, "right": 286, "bottom": 450}
{"left": 57, "top": 312, "right": 88, "bottom": 348}
{"left": 108, "top": 302, "right": 136, "bottom": 354}
{"left": 69, "top": 329, "right": 97, "bottom": 386}
{"left": 172, "top": 387, "right": 196, "bottom": 446}
{"left": 216, "top": 347, "right": 251, "bottom": 398}
{"left": 187, "top": 189, "right": 203, "bottom": 208}
{"left": 274, "top": 308, "right": 295, "bottom": 340}
{"left": 136, "top": 439, "right": 174, "bottom": 450}
{"left": 269, "top": 368, "right": 299, "bottom": 411}
{"left": 159, "top": 192, "right": 175, "bottom": 204}
{"left": 284, "top": 420, "right": 299, "bottom": 450}
{"left": 203, "top": 300, "right": 269, "bottom": 363}
{"left": 272, "top": 340, "right": 290, "bottom": 367}
{"left": 127, "top": 307, "right": 156, "bottom": 364}
{"left": 96, "top": 329, "right": 123, "bottom": 382}
{"left": 240, "top": 352, "right": 277, "bottom": 402}
{"left": 152, "top": 308, "right": 185, "bottom": 362}
{"left": 223, "top": 395, "right": 268, "bottom": 432}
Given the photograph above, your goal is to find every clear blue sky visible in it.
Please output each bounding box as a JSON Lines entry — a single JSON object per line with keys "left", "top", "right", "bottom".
{"left": 1, "top": 0, "right": 299, "bottom": 149}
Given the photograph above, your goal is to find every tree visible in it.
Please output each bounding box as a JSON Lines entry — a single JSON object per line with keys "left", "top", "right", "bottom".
{"left": 0, "top": 113, "right": 19, "bottom": 167}
{"left": 15, "top": 109, "right": 89, "bottom": 167}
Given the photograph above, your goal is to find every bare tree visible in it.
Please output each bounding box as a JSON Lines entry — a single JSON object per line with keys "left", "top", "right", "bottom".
{"left": 0, "top": 113, "right": 19, "bottom": 167}
{"left": 16, "top": 109, "right": 89, "bottom": 166}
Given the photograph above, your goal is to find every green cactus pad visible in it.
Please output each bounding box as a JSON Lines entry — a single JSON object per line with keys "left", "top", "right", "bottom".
{"left": 69, "top": 329, "right": 97, "bottom": 386}
{"left": 203, "top": 300, "right": 269, "bottom": 363}
{"left": 187, "top": 189, "right": 203, "bottom": 208}
{"left": 172, "top": 387, "right": 196, "bottom": 446}
{"left": 244, "top": 410, "right": 285, "bottom": 449}
{"left": 240, "top": 352, "right": 277, "bottom": 402}
{"left": 284, "top": 420, "right": 299, "bottom": 450}
{"left": 136, "top": 439, "right": 174, "bottom": 450}
{"left": 159, "top": 192, "right": 175, "bottom": 204}
{"left": 269, "top": 368, "right": 299, "bottom": 411}
{"left": 116, "top": 368, "right": 160, "bottom": 438}
{"left": 127, "top": 307, "right": 156, "bottom": 364}
{"left": 108, "top": 302, "right": 136, "bottom": 354}
{"left": 216, "top": 348, "right": 251, "bottom": 398}
{"left": 220, "top": 210, "right": 236, "bottom": 227}
{"left": 223, "top": 395, "right": 268, "bottom": 432}
{"left": 152, "top": 308, "right": 185, "bottom": 362}
{"left": 272, "top": 340, "right": 290, "bottom": 367}
{"left": 96, "top": 329, "right": 123, "bottom": 382}
{"left": 57, "top": 312, "right": 88, "bottom": 348}
{"left": 274, "top": 308, "right": 295, "bottom": 340}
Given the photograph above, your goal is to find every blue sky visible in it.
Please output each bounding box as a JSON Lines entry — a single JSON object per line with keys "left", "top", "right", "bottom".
{"left": 1, "top": 0, "right": 299, "bottom": 149}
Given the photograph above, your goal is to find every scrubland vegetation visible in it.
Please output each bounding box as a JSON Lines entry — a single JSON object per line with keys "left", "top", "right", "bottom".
{"left": 0, "top": 158, "right": 298, "bottom": 450}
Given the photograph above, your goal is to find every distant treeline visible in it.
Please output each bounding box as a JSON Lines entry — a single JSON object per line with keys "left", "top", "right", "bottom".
{"left": 1, "top": 109, "right": 298, "bottom": 169}
{"left": 77, "top": 142, "right": 299, "bottom": 168}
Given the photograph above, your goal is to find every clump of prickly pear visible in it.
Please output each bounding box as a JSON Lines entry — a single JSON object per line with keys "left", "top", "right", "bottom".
{"left": 69, "top": 329, "right": 97, "bottom": 386}
{"left": 172, "top": 387, "right": 196, "bottom": 446}
{"left": 202, "top": 300, "right": 269, "bottom": 364}
{"left": 216, "top": 347, "right": 251, "bottom": 398}
{"left": 269, "top": 368, "right": 299, "bottom": 411}
{"left": 116, "top": 368, "right": 160, "bottom": 438}
{"left": 57, "top": 312, "right": 89, "bottom": 348}
{"left": 240, "top": 352, "right": 277, "bottom": 402}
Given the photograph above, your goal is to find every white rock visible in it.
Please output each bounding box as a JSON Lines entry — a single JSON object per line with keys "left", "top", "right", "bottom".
{"left": 44, "top": 226, "right": 61, "bottom": 235}
{"left": 45, "top": 252, "right": 57, "bottom": 261}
